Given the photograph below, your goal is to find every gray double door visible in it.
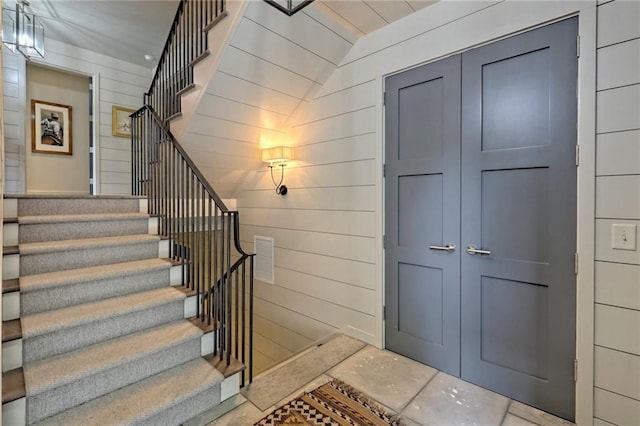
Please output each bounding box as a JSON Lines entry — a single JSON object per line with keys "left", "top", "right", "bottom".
{"left": 384, "top": 18, "right": 577, "bottom": 420}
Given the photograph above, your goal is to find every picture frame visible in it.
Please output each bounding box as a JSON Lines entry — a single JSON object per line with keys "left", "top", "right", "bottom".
{"left": 32, "top": 99, "right": 73, "bottom": 155}
{"left": 112, "top": 105, "right": 136, "bottom": 138}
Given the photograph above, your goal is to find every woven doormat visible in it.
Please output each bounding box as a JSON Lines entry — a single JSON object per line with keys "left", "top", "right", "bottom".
{"left": 254, "top": 379, "right": 402, "bottom": 426}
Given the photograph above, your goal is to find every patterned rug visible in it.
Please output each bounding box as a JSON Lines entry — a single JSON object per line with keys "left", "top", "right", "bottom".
{"left": 254, "top": 379, "right": 402, "bottom": 426}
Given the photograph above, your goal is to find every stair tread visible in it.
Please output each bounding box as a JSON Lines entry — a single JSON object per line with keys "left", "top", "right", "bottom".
{"left": 2, "top": 319, "right": 22, "bottom": 342}
{"left": 3, "top": 278, "right": 20, "bottom": 294}
{"left": 20, "top": 258, "right": 173, "bottom": 293}
{"left": 23, "top": 320, "right": 203, "bottom": 396}
{"left": 191, "top": 49, "right": 210, "bottom": 67}
{"left": 3, "top": 245, "right": 19, "bottom": 255}
{"left": 206, "top": 352, "right": 246, "bottom": 379}
{"left": 34, "top": 358, "right": 223, "bottom": 426}
{"left": 18, "top": 212, "right": 149, "bottom": 224}
{"left": 22, "top": 286, "right": 185, "bottom": 339}
{"left": 2, "top": 367, "right": 25, "bottom": 404}
{"left": 5, "top": 194, "right": 145, "bottom": 200}
{"left": 176, "top": 82, "right": 196, "bottom": 97}
{"left": 19, "top": 234, "right": 160, "bottom": 255}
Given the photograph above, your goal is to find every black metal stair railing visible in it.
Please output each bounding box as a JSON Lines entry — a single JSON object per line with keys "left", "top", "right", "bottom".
{"left": 131, "top": 105, "right": 255, "bottom": 385}
{"left": 145, "top": 0, "right": 227, "bottom": 123}
{"left": 131, "top": 0, "right": 261, "bottom": 384}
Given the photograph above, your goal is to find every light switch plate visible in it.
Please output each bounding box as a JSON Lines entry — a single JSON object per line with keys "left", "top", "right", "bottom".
{"left": 611, "top": 224, "right": 637, "bottom": 251}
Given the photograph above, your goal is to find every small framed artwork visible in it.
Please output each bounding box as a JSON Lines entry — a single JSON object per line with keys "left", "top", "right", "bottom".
{"left": 32, "top": 100, "right": 72, "bottom": 155}
{"left": 112, "top": 105, "right": 136, "bottom": 138}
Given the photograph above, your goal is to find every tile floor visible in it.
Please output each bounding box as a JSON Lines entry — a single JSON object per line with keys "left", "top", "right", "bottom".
{"left": 191, "top": 334, "right": 575, "bottom": 426}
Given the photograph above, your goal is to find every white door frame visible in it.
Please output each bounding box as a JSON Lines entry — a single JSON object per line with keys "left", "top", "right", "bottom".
{"left": 21, "top": 58, "right": 99, "bottom": 195}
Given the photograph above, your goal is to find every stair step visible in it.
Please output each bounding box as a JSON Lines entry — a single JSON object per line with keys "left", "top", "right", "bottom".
{"left": 20, "top": 258, "right": 175, "bottom": 315}
{"left": 190, "top": 49, "right": 210, "bottom": 67}
{"left": 4, "top": 246, "right": 19, "bottom": 255}
{"left": 8, "top": 195, "right": 144, "bottom": 217}
{"left": 34, "top": 358, "right": 223, "bottom": 426}
{"left": 167, "top": 111, "right": 183, "bottom": 121}
{"left": 204, "top": 9, "right": 228, "bottom": 32}
{"left": 16, "top": 212, "right": 153, "bottom": 244}
{"left": 24, "top": 320, "right": 203, "bottom": 424}
{"left": 21, "top": 287, "right": 186, "bottom": 363}
{"left": 19, "top": 234, "right": 161, "bottom": 276}
{"left": 18, "top": 212, "right": 149, "bottom": 224}
{"left": 2, "top": 367, "right": 25, "bottom": 404}
{"left": 3, "top": 278, "right": 19, "bottom": 294}
{"left": 206, "top": 352, "right": 246, "bottom": 379}
{"left": 176, "top": 82, "right": 197, "bottom": 97}
{"left": 2, "top": 319, "right": 21, "bottom": 342}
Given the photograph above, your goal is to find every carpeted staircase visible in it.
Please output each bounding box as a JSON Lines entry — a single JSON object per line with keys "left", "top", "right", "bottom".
{"left": 2, "top": 195, "right": 240, "bottom": 425}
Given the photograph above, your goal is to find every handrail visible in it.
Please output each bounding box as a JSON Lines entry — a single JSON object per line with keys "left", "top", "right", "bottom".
{"left": 145, "top": 0, "right": 226, "bottom": 122}
{"left": 144, "top": 105, "right": 228, "bottom": 210}
{"left": 147, "top": 1, "right": 186, "bottom": 96}
{"left": 131, "top": 104, "right": 255, "bottom": 385}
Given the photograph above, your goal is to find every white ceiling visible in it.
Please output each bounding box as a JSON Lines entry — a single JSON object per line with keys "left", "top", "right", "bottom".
{"left": 14, "top": 0, "right": 433, "bottom": 68}
{"left": 21, "top": 0, "right": 179, "bottom": 68}
{"left": 315, "top": 0, "right": 435, "bottom": 37}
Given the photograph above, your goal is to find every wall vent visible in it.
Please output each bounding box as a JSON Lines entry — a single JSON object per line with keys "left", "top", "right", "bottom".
{"left": 254, "top": 235, "right": 274, "bottom": 284}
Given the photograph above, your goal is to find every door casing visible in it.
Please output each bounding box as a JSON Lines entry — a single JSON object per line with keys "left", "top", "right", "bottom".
{"left": 378, "top": 7, "right": 597, "bottom": 423}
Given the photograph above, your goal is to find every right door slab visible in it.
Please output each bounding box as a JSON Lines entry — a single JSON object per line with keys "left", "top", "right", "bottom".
{"left": 460, "top": 17, "right": 578, "bottom": 421}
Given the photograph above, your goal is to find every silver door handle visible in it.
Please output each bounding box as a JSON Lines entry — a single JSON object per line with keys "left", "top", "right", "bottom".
{"left": 466, "top": 245, "right": 491, "bottom": 255}
{"left": 429, "top": 244, "right": 456, "bottom": 253}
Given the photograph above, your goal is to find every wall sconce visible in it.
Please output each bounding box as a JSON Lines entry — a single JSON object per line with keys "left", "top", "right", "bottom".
{"left": 262, "top": 146, "right": 293, "bottom": 196}
{"left": 2, "top": 1, "right": 45, "bottom": 60}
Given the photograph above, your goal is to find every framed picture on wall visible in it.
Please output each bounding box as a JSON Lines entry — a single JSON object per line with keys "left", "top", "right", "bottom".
{"left": 112, "top": 105, "right": 136, "bottom": 138}
{"left": 32, "top": 100, "right": 73, "bottom": 155}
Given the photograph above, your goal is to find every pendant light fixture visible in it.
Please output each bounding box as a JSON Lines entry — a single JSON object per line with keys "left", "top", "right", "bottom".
{"left": 2, "top": 0, "right": 45, "bottom": 59}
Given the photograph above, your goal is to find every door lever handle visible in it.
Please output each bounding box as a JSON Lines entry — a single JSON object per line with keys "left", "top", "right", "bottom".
{"left": 466, "top": 245, "right": 491, "bottom": 255}
{"left": 429, "top": 244, "right": 456, "bottom": 253}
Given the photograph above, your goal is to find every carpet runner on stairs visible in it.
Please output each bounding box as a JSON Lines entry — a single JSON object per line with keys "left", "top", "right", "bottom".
{"left": 2, "top": 195, "right": 227, "bottom": 425}
{"left": 20, "top": 258, "right": 174, "bottom": 315}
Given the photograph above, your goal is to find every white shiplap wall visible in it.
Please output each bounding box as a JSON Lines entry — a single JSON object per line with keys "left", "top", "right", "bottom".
{"left": 180, "top": 0, "right": 358, "bottom": 203}
{"left": 2, "top": 38, "right": 151, "bottom": 195}
{"left": 182, "top": 0, "right": 360, "bottom": 371}
{"left": 237, "top": 0, "right": 600, "bottom": 412}
{"left": 2, "top": 51, "right": 26, "bottom": 193}
{"left": 594, "top": 1, "right": 640, "bottom": 425}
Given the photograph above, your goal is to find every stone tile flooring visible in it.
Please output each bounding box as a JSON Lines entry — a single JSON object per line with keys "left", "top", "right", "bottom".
{"left": 192, "top": 334, "right": 575, "bottom": 426}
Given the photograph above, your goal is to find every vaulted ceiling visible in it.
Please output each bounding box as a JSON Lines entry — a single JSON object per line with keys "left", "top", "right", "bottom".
{"left": 19, "top": 0, "right": 178, "bottom": 68}
{"left": 316, "top": 0, "right": 435, "bottom": 36}
{"left": 22, "top": 0, "right": 434, "bottom": 68}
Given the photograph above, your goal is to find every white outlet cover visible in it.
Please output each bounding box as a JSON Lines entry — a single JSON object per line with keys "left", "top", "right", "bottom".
{"left": 611, "top": 224, "right": 637, "bottom": 251}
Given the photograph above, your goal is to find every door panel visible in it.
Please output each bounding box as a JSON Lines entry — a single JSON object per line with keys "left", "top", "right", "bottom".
{"left": 398, "top": 263, "right": 443, "bottom": 344}
{"left": 398, "top": 174, "right": 443, "bottom": 249}
{"left": 480, "top": 276, "right": 549, "bottom": 379}
{"left": 481, "top": 47, "right": 551, "bottom": 151}
{"left": 398, "top": 78, "right": 444, "bottom": 160}
{"left": 481, "top": 167, "right": 550, "bottom": 263}
{"left": 385, "top": 54, "right": 461, "bottom": 376}
{"left": 461, "top": 18, "right": 577, "bottom": 421}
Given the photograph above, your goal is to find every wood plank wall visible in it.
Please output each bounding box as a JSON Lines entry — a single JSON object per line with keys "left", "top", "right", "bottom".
{"left": 593, "top": 1, "right": 640, "bottom": 425}
{"left": 238, "top": 0, "right": 597, "bottom": 374}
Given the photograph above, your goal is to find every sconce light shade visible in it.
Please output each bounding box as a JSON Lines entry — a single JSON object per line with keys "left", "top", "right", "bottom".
{"left": 262, "top": 146, "right": 293, "bottom": 196}
{"left": 262, "top": 146, "right": 293, "bottom": 164}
